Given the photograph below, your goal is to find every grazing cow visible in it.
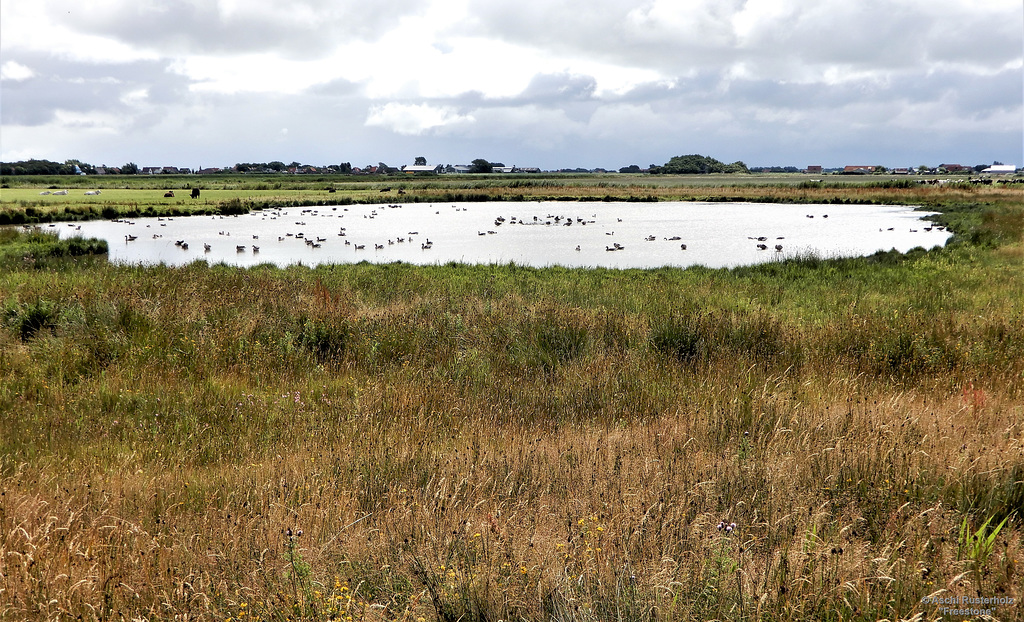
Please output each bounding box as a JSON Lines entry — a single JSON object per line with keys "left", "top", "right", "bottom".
{"left": 53, "top": 190, "right": 69, "bottom": 196}
{"left": 191, "top": 188, "right": 200, "bottom": 199}
{"left": 164, "top": 191, "right": 175, "bottom": 198}
{"left": 84, "top": 190, "right": 101, "bottom": 195}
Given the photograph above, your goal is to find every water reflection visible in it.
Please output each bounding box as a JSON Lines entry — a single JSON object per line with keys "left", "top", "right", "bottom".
{"left": 53, "top": 201, "right": 950, "bottom": 269}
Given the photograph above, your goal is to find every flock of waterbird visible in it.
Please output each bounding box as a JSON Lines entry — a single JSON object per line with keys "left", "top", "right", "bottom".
{"left": 114, "top": 203, "right": 795, "bottom": 256}
{"left": 91, "top": 202, "right": 938, "bottom": 261}
{"left": 115, "top": 205, "right": 437, "bottom": 254}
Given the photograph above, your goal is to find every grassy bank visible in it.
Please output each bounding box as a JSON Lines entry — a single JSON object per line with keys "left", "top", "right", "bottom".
{"left": 3, "top": 174, "right": 1022, "bottom": 232}
{"left": 1, "top": 184, "right": 1023, "bottom": 621}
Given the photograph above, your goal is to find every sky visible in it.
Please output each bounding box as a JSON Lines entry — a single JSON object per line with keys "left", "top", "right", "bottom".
{"left": 1, "top": 0, "right": 1022, "bottom": 171}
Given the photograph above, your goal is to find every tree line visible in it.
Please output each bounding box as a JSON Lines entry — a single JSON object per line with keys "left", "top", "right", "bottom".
{"left": 0, "top": 159, "right": 98, "bottom": 176}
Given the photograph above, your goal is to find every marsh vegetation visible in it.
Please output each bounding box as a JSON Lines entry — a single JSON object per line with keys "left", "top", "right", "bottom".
{"left": 1, "top": 175, "right": 1023, "bottom": 621}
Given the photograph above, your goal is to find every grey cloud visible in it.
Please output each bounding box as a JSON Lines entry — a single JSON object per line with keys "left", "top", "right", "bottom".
{"left": 51, "top": 0, "right": 428, "bottom": 58}
{"left": 463, "top": 2, "right": 1021, "bottom": 81}
{"left": 1, "top": 53, "right": 190, "bottom": 127}
{"left": 3, "top": 1, "right": 1021, "bottom": 171}
{"left": 309, "top": 78, "right": 362, "bottom": 97}
{"left": 516, "top": 73, "right": 597, "bottom": 104}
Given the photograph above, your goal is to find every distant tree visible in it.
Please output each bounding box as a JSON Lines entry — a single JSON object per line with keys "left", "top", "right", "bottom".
{"left": 0, "top": 159, "right": 78, "bottom": 175}
{"left": 974, "top": 164, "right": 988, "bottom": 173}
{"left": 268, "top": 161, "right": 287, "bottom": 172}
{"left": 122, "top": 162, "right": 139, "bottom": 175}
{"left": 750, "top": 166, "right": 800, "bottom": 173}
{"left": 619, "top": 165, "right": 642, "bottom": 173}
{"left": 650, "top": 154, "right": 748, "bottom": 175}
{"left": 337, "top": 162, "right": 352, "bottom": 174}
{"left": 470, "top": 159, "right": 493, "bottom": 173}
{"left": 64, "top": 159, "right": 96, "bottom": 174}
{"left": 414, "top": 156, "right": 427, "bottom": 166}
{"left": 994, "top": 161, "right": 1004, "bottom": 166}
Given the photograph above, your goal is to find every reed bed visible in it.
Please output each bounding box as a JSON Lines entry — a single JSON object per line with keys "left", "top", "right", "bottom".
{"left": 1, "top": 191, "right": 1023, "bottom": 621}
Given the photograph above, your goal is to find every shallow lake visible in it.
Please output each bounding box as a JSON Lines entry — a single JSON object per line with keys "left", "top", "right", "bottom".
{"left": 52, "top": 201, "right": 950, "bottom": 269}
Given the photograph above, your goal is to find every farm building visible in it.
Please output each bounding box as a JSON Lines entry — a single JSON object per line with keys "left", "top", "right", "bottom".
{"left": 403, "top": 164, "right": 443, "bottom": 174}
{"left": 981, "top": 164, "right": 1017, "bottom": 174}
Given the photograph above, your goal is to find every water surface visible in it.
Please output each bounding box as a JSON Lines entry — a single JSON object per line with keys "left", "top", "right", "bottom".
{"left": 53, "top": 201, "right": 950, "bottom": 269}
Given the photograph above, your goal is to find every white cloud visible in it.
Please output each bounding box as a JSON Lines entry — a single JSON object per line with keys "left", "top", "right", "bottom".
{"left": 1, "top": 61, "right": 35, "bottom": 81}
{"left": 365, "top": 103, "right": 475, "bottom": 136}
{"left": 119, "top": 88, "right": 149, "bottom": 106}
{"left": 1, "top": 0, "right": 1021, "bottom": 168}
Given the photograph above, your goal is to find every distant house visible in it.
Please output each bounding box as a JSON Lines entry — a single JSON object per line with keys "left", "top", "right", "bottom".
{"left": 892, "top": 168, "right": 911, "bottom": 175}
{"left": 805, "top": 165, "right": 822, "bottom": 174}
{"left": 403, "top": 164, "right": 443, "bottom": 174}
{"left": 142, "top": 166, "right": 185, "bottom": 175}
{"left": 443, "top": 165, "right": 474, "bottom": 174}
{"left": 843, "top": 165, "right": 876, "bottom": 174}
{"left": 939, "top": 164, "right": 969, "bottom": 173}
{"left": 981, "top": 164, "right": 1017, "bottom": 174}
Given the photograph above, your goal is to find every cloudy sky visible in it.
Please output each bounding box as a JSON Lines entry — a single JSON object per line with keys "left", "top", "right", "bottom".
{"left": 2, "top": 0, "right": 1021, "bottom": 170}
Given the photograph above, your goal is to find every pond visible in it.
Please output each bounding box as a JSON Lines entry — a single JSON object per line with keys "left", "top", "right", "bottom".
{"left": 51, "top": 201, "right": 950, "bottom": 269}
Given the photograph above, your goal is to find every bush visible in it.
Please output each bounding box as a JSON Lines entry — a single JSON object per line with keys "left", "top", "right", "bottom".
{"left": 295, "top": 317, "right": 352, "bottom": 363}
{"left": 6, "top": 299, "right": 59, "bottom": 340}
{"left": 651, "top": 311, "right": 797, "bottom": 368}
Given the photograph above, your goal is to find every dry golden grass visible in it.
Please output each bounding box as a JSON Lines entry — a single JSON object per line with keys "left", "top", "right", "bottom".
{"left": 2, "top": 190, "right": 1023, "bottom": 621}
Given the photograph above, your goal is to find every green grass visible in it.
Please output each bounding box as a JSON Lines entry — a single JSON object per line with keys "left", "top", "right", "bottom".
{"left": 1, "top": 183, "right": 1023, "bottom": 621}
{"left": 4, "top": 173, "right": 1021, "bottom": 232}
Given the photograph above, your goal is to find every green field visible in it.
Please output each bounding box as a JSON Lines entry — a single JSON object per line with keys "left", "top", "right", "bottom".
{"left": 1, "top": 175, "right": 1023, "bottom": 621}
{"left": 3, "top": 172, "right": 1019, "bottom": 226}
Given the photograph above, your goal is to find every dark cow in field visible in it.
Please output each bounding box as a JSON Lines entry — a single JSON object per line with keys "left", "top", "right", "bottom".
{"left": 191, "top": 188, "right": 200, "bottom": 199}
{"left": 164, "top": 191, "right": 175, "bottom": 197}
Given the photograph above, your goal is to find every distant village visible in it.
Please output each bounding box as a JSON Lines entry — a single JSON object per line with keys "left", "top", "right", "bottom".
{"left": 92, "top": 162, "right": 1018, "bottom": 176}
{"left": 118, "top": 163, "right": 544, "bottom": 175}
{"left": 2, "top": 158, "right": 1019, "bottom": 177}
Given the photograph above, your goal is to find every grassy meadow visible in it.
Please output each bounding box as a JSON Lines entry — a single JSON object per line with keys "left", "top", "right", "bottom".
{"left": 1, "top": 174, "right": 1024, "bottom": 621}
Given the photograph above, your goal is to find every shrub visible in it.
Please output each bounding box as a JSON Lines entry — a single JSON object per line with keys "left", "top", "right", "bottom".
{"left": 295, "top": 317, "right": 352, "bottom": 363}
{"left": 8, "top": 299, "right": 59, "bottom": 340}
